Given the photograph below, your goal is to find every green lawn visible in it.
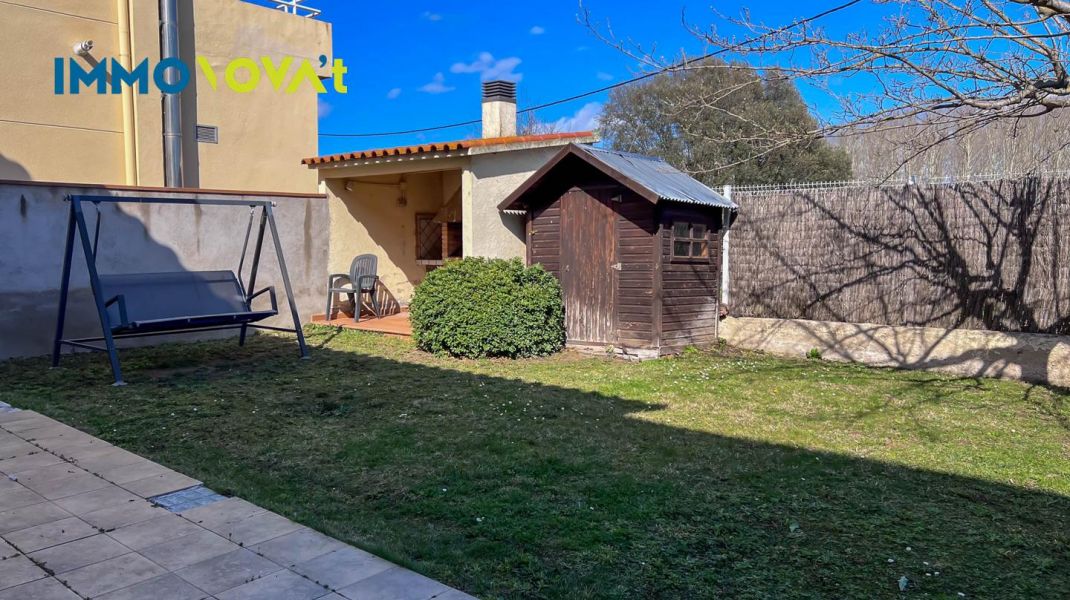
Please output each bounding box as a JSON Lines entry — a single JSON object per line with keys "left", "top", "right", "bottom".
{"left": 2, "top": 327, "right": 1068, "bottom": 599}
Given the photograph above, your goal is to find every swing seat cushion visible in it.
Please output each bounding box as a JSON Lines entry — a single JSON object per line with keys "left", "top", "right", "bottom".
{"left": 99, "top": 270, "right": 277, "bottom": 334}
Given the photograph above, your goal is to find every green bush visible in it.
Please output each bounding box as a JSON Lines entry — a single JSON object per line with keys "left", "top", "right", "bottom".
{"left": 409, "top": 258, "right": 565, "bottom": 358}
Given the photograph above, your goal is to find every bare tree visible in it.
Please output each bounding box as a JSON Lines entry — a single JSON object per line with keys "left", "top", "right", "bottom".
{"left": 517, "top": 111, "right": 561, "bottom": 136}
{"left": 585, "top": 0, "right": 1070, "bottom": 178}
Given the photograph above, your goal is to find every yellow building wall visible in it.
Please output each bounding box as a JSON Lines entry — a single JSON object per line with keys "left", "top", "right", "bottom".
{"left": 0, "top": 1, "right": 125, "bottom": 183}
{"left": 326, "top": 172, "right": 448, "bottom": 305}
{"left": 0, "top": 0, "right": 330, "bottom": 193}
{"left": 185, "top": 0, "right": 330, "bottom": 193}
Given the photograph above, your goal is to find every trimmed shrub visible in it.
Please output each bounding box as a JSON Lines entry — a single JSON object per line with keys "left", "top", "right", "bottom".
{"left": 410, "top": 258, "right": 565, "bottom": 358}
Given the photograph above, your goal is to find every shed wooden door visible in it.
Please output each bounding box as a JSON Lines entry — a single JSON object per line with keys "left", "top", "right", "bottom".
{"left": 561, "top": 187, "right": 617, "bottom": 344}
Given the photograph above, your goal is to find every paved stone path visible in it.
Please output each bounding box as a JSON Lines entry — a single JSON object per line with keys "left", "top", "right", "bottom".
{"left": 0, "top": 409, "right": 474, "bottom": 600}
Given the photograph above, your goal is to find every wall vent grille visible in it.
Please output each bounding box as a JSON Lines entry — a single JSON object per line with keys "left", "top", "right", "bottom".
{"left": 196, "top": 125, "right": 219, "bottom": 144}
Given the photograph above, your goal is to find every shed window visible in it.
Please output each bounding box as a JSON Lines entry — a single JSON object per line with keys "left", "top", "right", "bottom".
{"left": 672, "top": 222, "right": 708, "bottom": 259}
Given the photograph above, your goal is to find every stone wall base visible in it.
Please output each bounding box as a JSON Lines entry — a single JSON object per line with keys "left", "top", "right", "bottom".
{"left": 720, "top": 317, "right": 1070, "bottom": 388}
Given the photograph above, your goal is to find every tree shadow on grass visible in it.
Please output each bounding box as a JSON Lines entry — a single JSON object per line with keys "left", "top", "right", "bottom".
{"left": 1, "top": 332, "right": 1068, "bottom": 599}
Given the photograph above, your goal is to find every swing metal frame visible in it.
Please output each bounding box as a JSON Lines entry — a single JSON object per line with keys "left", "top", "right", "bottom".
{"left": 51, "top": 195, "right": 309, "bottom": 385}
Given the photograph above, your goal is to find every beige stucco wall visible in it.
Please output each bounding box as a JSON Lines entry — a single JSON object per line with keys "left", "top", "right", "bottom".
{"left": 721, "top": 316, "right": 1070, "bottom": 387}
{"left": 0, "top": 1, "right": 125, "bottom": 183}
{"left": 326, "top": 172, "right": 447, "bottom": 304}
{"left": 0, "top": 0, "right": 329, "bottom": 192}
{"left": 184, "top": 0, "right": 330, "bottom": 192}
{"left": 463, "top": 147, "right": 562, "bottom": 259}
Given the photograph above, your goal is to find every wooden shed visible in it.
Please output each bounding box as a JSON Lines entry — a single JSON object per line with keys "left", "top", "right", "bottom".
{"left": 499, "top": 144, "right": 738, "bottom": 357}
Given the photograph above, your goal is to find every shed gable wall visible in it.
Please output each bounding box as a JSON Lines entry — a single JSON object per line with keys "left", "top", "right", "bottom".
{"left": 525, "top": 164, "right": 658, "bottom": 349}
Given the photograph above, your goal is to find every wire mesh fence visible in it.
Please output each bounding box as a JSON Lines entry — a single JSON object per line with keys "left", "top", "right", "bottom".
{"left": 728, "top": 175, "right": 1070, "bottom": 334}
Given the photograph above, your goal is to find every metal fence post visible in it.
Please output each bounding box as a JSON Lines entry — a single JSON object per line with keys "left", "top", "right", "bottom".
{"left": 721, "top": 185, "right": 732, "bottom": 308}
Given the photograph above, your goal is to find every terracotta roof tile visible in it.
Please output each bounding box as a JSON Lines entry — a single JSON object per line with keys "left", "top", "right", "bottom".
{"left": 303, "top": 131, "right": 595, "bottom": 166}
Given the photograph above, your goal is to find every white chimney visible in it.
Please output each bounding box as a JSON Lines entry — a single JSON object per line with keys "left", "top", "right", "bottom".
{"left": 482, "top": 80, "right": 517, "bottom": 138}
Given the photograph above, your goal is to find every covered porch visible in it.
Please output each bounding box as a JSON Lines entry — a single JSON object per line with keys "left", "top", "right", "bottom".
{"left": 311, "top": 309, "right": 413, "bottom": 337}
{"left": 316, "top": 163, "right": 466, "bottom": 320}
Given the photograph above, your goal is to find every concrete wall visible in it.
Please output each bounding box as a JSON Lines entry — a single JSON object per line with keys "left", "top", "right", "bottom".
{"left": 721, "top": 316, "right": 1070, "bottom": 388}
{"left": 325, "top": 172, "right": 447, "bottom": 304}
{"left": 0, "top": 181, "right": 328, "bottom": 359}
{"left": 0, "top": 0, "right": 330, "bottom": 192}
{"left": 463, "top": 147, "right": 560, "bottom": 259}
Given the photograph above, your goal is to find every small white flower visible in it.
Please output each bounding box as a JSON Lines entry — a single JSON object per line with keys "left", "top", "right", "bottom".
{"left": 888, "top": 558, "right": 895, "bottom": 563}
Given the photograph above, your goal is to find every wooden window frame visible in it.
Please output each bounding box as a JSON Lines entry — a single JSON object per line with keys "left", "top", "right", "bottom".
{"left": 415, "top": 212, "right": 443, "bottom": 264}
{"left": 670, "top": 221, "right": 711, "bottom": 262}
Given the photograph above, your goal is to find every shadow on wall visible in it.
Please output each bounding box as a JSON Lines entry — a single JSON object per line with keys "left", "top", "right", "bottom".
{"left": 177, "top": 0, "right": 201, "bottom": 188}
{"left": 0, "top": 153, "right": 31, "bottom": 181}
{"left": 328, "top": 178, "right": 431, "bottom": 302}
{"left": 729, "top": 177, "right": 1070, "bottom": 385}
{"left": 0, "top": 185, "right": 316, "bottom": 360}
{"left": 4, "top": 333, "right": 1068, "bottom": 597}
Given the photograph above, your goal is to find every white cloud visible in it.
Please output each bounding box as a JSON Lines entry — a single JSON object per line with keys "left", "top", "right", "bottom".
{"left": 317, "top": 98, "right": 332, "bottom": 118}
{"left": 450, "top": 52, "right": 523, "bottom": 82}
{"left": 596, "top": 72, "right": 614, "bottom": 81}
{"left": 553, "top": 102, "right": 602, "bottom": 132}
{"left": 530, "top": 25, "right": 545, "bottom": 35}
{"left": 419, "top": 72, "right": 455, "bottom": 94}
{"left": 386, "top": 87, "right": 402, "bottom": 99}
{"left": 422, "top": 11, "right": 442, "bottom": 21}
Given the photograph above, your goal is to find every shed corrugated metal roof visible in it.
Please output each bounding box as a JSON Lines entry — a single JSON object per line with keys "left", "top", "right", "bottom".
{"left": 575, "top": 145, "right": 737, "bottom": 209}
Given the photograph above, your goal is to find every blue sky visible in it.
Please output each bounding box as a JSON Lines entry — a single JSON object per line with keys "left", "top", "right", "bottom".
{"left": 290, "top": 0, "right": 873, "bottom": 155}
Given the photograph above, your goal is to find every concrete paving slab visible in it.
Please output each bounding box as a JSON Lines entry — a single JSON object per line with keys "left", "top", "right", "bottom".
{"left": 0, "top": 451, "right": 65, "bottom": 475}
{"left": 179, "top": 497, "right": 265, "bottom": 530}
{"left": 215, "top": 569, "right": 328, "bottom": 600}
{"left": 98, "top": 460, "right": 172, "bottom": 485}
{"left": 107, "top": 513, "right": 204, "bottom": 550}
{"left": 0, "top": 411, "right": 476, "bottom": 600}
{"left": 212, "top": 510, "right": 303, "bottom": 546}
{"left": 3, "top": 515, "right": 98, "bottom": 553}
{"left": 0, "top": 486, "right": 46, "bottom": 513}
{"left": 175, "top": 548, "right": 282, "bottom": 594}
{"left": 0, "top": 502, "right": 72, "bottom": 535}
{"left": 0, "top": 438, "right": 39, "bottom": 459}
{"left": 0, "top": 410, "right": 43, "bottom": 425}
{"left": 252, "top": 527, "right": 347, "bottom": 567}
{"left": 291, "top": 546, "right": 394, "bottom": 591}
{"left": 121, "top": 470, "right": 200, "bottom": 498}
{"left": 96, "top": 573, "right": 212, "bottom": 600}
{"left": 0, "top": 554, "right": 47, "bottom": 590}
{"left": 22, "top": 471, "right": 111, "bottom": 501}
{"left": 28, "top": 534, "right": 131, "bottom": 574}
{"left": 0, "top": 576, "right": 81, "bottom": 600}
{"left": 68, "top": 447, "right": 145, "bottom": 473}
{"left": 53, "top": 486, "right": 141, "bottom": 516}
{"left": 0, "top": 538, "right": 17, "bottom": 559}
{"left": 139, "top": 529, "right": 239, "bottom": 571}
{"left": 336, "top": 566, "right": 453, "bottom": 600}
{"left": 16, "top": 464, "right": 110, "bottom": 501}
{"left": 80, "top": 498, "right": 168, "bottom": 530}
{"left": 60, "top": 553, "right": 168, "bottom": 598}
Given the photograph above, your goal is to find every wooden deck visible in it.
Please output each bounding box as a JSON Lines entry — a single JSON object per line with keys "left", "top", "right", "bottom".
{"left": 310, "top": 311, "right": 413, "bottom": 337}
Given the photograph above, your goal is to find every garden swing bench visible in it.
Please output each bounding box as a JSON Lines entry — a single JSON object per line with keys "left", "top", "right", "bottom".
{"left": 51, "top": 195, "right": 308, "bottom": 386}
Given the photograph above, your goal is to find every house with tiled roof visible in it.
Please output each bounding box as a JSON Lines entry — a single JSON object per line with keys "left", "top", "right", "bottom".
{"left": 303, "top": 81, "right": 597, "bottom": 308}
